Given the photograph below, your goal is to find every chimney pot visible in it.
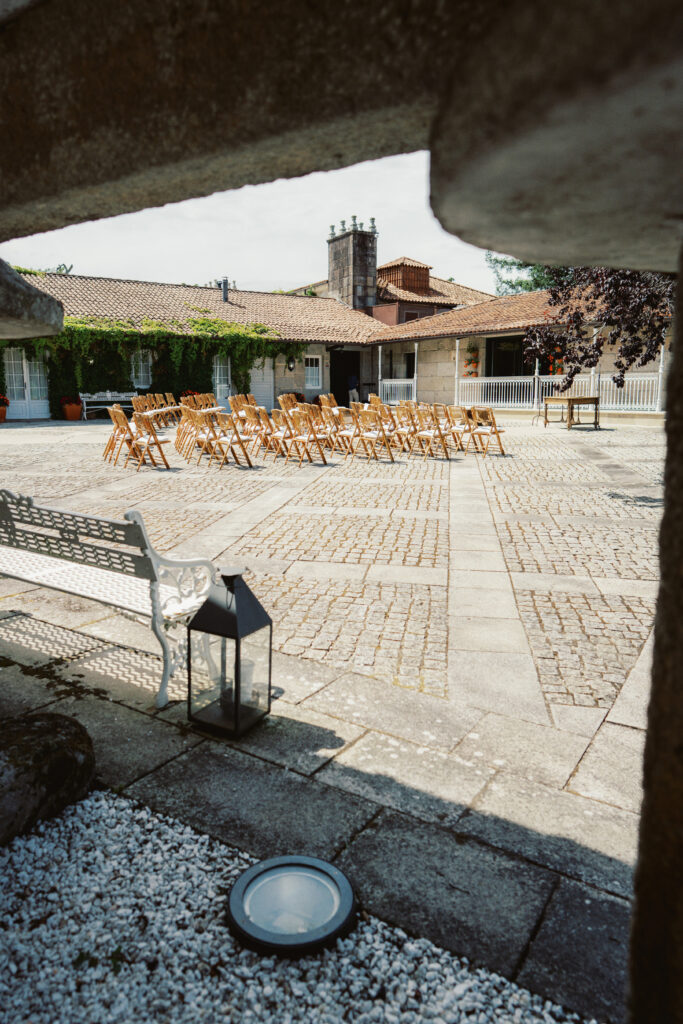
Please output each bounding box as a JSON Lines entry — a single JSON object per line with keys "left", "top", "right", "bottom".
{"left": 221, "top": 276, "right": 229, "bottom": 302}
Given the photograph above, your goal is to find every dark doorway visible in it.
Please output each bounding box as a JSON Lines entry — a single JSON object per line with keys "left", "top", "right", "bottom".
{"left": 485, "top": 335, "right": 535, "bottom": 377}
{"left": 330, "top": 349, "right": 360, "bottom": 406}
{"left": 405, "top": 352, "right": 415, "bottom": 379}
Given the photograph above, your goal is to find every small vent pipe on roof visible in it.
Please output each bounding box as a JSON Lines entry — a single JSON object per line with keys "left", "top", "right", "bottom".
{"left": 221, "top": 276, "right": 229, "bottom": 302}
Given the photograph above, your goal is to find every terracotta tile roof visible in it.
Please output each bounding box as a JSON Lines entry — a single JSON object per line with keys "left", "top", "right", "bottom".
{"left": 22, "top": 273, "right": 384, "bottom": 345}
{"left": 376, "top": 274, "right": 495, "bottom": 307}
{"left": 377, "top": 256, "right": 432, "bottom": 270}
{"left": 370, "top": 290, "right": 558, "bottom": 343}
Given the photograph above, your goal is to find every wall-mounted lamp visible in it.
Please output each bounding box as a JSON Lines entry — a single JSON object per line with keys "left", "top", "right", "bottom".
{"left": 287, "top": 355, "right": 296, "bottom": 372}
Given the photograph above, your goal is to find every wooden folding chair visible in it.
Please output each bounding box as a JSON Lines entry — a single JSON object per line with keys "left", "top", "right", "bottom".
{"left": 356, "top": 408, "right": 395, "bottom": 462}
{"left": 442, "top": 406, "right": 467, "bottom": 452}
{"left": 391, "top": 404, "right": 417, "bottom": 455}
{"left": 289, "top": 409, "right": 328, "bottom": 466}
{"left": 413, "top": 406, "right": 450, "bottom": 459}
{"left": 104, "top": 406, "right": 125, "bottom": 463}
{"left": 213, "top": 413, "right": 254, "bottom": 467}
{"left": 471, "top": 407, "right": 506, "bottom": 456}
{"left": 269, "top": 409, "right": 295, "bottom": 460}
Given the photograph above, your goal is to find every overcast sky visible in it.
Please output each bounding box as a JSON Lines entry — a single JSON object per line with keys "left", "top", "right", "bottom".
{"left": 0, "top": 151, "right": 497, "bottom": 294}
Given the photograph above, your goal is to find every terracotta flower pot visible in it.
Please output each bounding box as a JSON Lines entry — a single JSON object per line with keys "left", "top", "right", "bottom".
{"left": 62, "top": 403, "right": 82, "bottom": 421}
{"left": 0, "top": 406, "right": 6, "bottom": 423}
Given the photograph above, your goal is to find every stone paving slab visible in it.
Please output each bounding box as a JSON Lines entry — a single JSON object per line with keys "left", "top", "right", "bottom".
{"left": 128, "top": 743, "right": 379, "bottom": 861}
{"left": 593, "top": 576, "right": 660, "bottom": 599}
{"left": 510, "top": 571, "right": 599, "bottom": 595}
{"left": 459, "top": 773, "right": 637, "bottom": 898}
{"left": 454, "top": 713, "right": 589, "bottom": 788}
{"left": 568, "top": 722, "right": 645, "bottom": 813}
{"left": 449, "top": 615, "right": 530, "bottom": 653}
{"left": 54, "top": 645, "right": 178, "bottom": 709}
{"left": 450, "top": 533, "right": 502, "bottom": 551}
{"left": 48, "top": 694, "right": 203, "bottom": 788}
{"left": 161, "top": 700, "right": 365, "bottom": 776}
{"left": 516, "top": 878, "right": 630, "bottom": 1024}
{"left": 0, "top": 613, "right": 108, "bottom": 667}
{"left": 336, "top": 809, "right": 555, "bottom": 977}
{"left": 317, "top": 730, "right": 493, "bottom": 826}
{"left": 551, "top": 704, "right": 608, "bottom": 737}
{"left": 0, "top": 577, "right": 39, "bottom": 598}
{"left": 607, "top": 631, "right": 653, "bottom": 730}
{"left": 0, "top": 661, "right": 66, "bottom": 718}
{"left": 75, "top": 613, "right": 163, "bottom": 655}
{"left": 448, "top": 651, "right": 550, "bottom": 725}
{"left": 450, "top": 586, "right": 520, "bottom": 619}
{"left": 305, "top": 671, "right": 485, "bottom": 750}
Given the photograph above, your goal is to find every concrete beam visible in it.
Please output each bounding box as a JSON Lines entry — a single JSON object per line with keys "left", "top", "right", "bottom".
{"left": 430, "top": 1, "right": 683, "bottom": 272}
{"left": 0, "top": 0, "right": 487, "bottom": 242}
{"left": 0, "top": 259, "right": 63, "bottom": 339}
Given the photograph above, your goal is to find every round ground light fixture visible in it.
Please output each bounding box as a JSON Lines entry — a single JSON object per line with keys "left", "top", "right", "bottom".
{"left": 226, "top": 856, "right": 357, "bottom": 956}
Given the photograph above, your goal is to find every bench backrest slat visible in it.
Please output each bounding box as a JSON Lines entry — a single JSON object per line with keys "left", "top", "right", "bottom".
{"left": 0, "top": 490, "right": 156, "bottom": 581}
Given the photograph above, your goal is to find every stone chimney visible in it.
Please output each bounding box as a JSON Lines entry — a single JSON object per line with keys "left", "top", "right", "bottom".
{"left": 327, "top": 216, "right": 377, "bottom": 310}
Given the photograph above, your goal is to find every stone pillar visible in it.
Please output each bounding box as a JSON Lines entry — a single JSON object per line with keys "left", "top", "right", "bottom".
{"left": 327, "top": 221, "right": 377, "bottom": 309}
{"left": 629, "top": 248, "right": 683, "bottom": 1022}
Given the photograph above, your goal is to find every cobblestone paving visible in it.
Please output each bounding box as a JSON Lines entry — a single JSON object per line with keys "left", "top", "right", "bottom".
{"left": 489, "top": 424, "right": 664, "bottom": 708}
{"left": 480, "top": 456, "right": 608, "bottom": 485}
{"left": 516, "top": 590, "right": 656, "bottom": 707}
{"left": 500, "top": 518, "right": 660, "bottom": 579}
{"left": 250, "top": 572, "right": 449, "bottom": 697}
{"left": 489, "top": 484, "right": 663, "bottom": 522}
{"left": 0, "top": 420, "right": 664, "bottom": 713}
{"left": 232, "top": 510, "right": 448, "bottom": 567}
{"left": 289, "top": 480, "right": 448, "bottom": 511}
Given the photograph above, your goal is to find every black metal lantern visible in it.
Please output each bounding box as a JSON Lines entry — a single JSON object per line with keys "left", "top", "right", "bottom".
{"left": 286, "top": 355, "right": 296, "bottom": 372}
{"left": 187, "top": 570, "right": 272, "bottom": 738}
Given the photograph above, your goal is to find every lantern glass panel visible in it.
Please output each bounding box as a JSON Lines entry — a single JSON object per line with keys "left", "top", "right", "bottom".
{"left": 240, "top": 625, "right": 271, "bottom": 715}
{"left": 189, "top": 631, "right": 237, "bottom": 717}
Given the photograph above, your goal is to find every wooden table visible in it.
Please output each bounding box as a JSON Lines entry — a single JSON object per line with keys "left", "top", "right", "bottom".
{"left": 543, "top": 395, "right": 600, "bottom": 430}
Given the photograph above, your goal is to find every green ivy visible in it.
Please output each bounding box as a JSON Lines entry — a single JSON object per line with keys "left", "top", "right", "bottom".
{"left": 0, "top": 315, "right": 304, "bottom": 418}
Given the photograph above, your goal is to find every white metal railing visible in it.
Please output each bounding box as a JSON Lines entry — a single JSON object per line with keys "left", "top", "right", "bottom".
{"left": 380, "top": 378, "right": 416, "bottom": 404}
{"left": 455, "top": 373, "right": 663, "bottom": 412}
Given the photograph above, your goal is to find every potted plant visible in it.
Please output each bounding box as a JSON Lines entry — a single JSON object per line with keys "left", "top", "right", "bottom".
{"left": 0, "top": 394, "right": 8, "bottom": 423}
{"left": 464, "top": 341, "right": 480, "bottom": 373}
{"left": 61, "top": 395, "right": 83, "bottom": 421}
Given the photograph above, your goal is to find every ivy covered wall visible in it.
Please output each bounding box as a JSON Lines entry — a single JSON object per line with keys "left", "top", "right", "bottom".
{"left": 0, "top": 314, "right": 305, "bottom": 418}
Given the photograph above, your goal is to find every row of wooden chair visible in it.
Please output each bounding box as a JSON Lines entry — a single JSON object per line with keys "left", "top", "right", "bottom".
{"left": 131, "top": 393, "right": 181, "bottom": 426}
{"left": 103, "top": 405, "right": 171, "bottom": 471}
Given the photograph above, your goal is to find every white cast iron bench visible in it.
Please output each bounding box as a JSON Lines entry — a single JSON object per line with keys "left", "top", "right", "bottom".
{"left": 0, "top": 488, "right": 220, "bottom": 707}
{"left": 80, "top": 392, "right": 137, "bottom": 420}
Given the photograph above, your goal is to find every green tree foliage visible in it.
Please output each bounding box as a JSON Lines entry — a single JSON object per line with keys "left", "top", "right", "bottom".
{"left": 485, "top": 252, "right": 565, "bottom": 295}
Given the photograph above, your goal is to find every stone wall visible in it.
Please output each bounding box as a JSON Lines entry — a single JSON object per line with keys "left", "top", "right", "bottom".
{"left": 274, "top": 344, "right": 330, "bottom": 402}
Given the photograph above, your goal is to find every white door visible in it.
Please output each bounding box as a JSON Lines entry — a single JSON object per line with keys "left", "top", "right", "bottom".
{"left": 250, "top": 358, "right": 274, "bottom": 411}
{"left": 4, "top": 347, "right": 50, "bottom": 420}
{"left": 212, "top": 355, "right": 232, "bottom": 409}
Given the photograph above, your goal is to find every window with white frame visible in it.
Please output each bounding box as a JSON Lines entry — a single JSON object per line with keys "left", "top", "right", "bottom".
{"left": 213, "top": 354, "right": 231, "bottom": 397}
{"left": 304, "top": 355, "right": 321, "bottom": 389}
{"left": 131, "top": 349, "right": 152, "bottom": 389}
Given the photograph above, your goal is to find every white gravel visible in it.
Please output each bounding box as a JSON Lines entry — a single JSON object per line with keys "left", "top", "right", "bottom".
{"left": 0, "top": 792, "right": 595, "bottom": 1024}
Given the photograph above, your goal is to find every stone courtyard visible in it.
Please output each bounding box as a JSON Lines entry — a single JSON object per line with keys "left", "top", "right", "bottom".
{"left": 0, "top": 416, "right": 663, "bottom": 1023}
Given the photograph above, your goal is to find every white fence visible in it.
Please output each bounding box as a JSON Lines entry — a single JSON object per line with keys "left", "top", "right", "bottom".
{"left": 456, "top": 373, "right": 663, "bottom": 413}
{"left": 379, "top": 378, "right": 416, "bottom": 404}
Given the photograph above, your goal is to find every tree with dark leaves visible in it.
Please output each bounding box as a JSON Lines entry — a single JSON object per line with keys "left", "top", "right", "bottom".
{"left": 486, "top": 254, "right": 675, "bottom": 389}
{"left": 524, "top": 266, "right": 675, "bottom": 389}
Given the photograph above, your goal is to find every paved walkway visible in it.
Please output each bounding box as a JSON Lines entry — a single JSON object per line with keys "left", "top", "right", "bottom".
{"left": 0, "top": 418, "right": 663, "bottom": 1023}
